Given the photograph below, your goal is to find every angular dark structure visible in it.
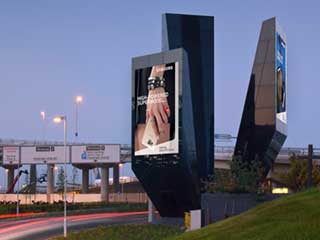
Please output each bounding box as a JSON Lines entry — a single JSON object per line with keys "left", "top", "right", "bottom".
{"left": 234, "top": 18, "right": 287, "bottom": 174}
{"left": 132, "top": 49, "right": 199, "bottom": 217}
{"left": 162, "top": 13, "right": 215, "bottom": 178}
{"left": 132, "top": 14, "right": 214, "bottom": 217}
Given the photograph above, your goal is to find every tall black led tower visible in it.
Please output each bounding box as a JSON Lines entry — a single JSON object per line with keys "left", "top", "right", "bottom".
{"left": 235, "top": 18, "right": 287, "bottom": 174}
{"left": 132, "top": 14, "right": 214, "bottom": 217}
{"left": 162, "top": 13, "right": 215, "bottom": 178}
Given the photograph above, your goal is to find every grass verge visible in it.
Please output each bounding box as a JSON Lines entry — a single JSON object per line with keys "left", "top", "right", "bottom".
{"left": 52, "top": 224, "right": 183, "bottom": 240}
{"left": 168, "top": 188, "right": 320, "bottom": 240}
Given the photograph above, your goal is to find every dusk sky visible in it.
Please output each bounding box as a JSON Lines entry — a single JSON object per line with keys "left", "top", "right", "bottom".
{"left": 0, "top": 0, "right": 319, "bottom": 148}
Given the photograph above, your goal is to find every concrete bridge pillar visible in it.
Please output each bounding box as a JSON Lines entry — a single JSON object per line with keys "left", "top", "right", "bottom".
{"left": 113, "top": 164, "right": 120, "bottom": 193}
{"left": 101, "top": 166, "right": 109, "bottom": 202}
{"left": 82, "top": 167, "right": 89, "bottom": 193}
{"left": 7, "top": 167, "right": 15, "bottom": 192}
{"left": 47, "top": 164, "right": 55, "bottom": 194}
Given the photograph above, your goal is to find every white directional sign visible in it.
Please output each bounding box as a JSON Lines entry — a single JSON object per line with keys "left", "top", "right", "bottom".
{"left": 21, "top": 146, "right": 70, "bottom": 164}
{"left": 3, "top": 146, "right": 20, "bottom": 165}
{"left": 71, "top": 145, "right": 120, "bottom": 164}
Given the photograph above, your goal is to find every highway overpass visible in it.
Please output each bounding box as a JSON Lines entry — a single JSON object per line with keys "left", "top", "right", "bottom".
{"left": 0, "top": 139, "right": 316, "bottom": 199}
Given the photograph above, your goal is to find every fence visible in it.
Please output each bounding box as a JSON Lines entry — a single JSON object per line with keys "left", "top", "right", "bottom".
{"left": 0, "top": 193, "right": 148, "bottom": 204}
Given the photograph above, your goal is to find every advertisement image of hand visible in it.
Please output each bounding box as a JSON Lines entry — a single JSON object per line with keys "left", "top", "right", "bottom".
{"left": 146, "top": 87, "right": 170, "bottom": 137}
{"left": 146, "top": 64, "right": 170, "bottom": 137}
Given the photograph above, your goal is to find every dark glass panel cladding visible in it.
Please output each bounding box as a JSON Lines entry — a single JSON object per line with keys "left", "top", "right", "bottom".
{"left": 132, "top": 49, "right": 200, "bottom": 217}
{"left": 132, "top": 14, "right": 214, "bottom": 217}
{"left": 234, "top": 18, "right": 287, "bottom": 174}
{"left": 162, "top": 13, "right": 214, "bottom": 178}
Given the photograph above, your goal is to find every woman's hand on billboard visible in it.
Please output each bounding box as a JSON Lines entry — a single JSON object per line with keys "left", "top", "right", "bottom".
{"left": 146, "top": 87, "right": 170, "bottom": 136}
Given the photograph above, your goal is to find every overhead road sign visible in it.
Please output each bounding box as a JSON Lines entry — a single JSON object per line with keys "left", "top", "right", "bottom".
{"left": 3, "top": 146, "right": 20, "bottom": 165}
{"left": 21, "top": 145, "right": 70, "bottom": 164}
{"left": 71, "top": 144, "right": 120, "bottom": 164}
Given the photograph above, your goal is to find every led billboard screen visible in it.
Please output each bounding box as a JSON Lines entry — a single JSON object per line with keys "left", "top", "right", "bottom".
{"left": 276, "top": 32, "right": 287, "bottom": 124}
{"left": 134, "top": 62, "right": 179, "bottom": 156}
{"left": 71, "top": 145, "right": 120, "bottom": 163}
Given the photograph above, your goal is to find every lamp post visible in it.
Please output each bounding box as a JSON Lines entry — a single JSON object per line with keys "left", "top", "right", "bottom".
{"left": 75, "top": 96, "right": 83, "bottom": 139}
{"left": 53, "top": 115, "right": 67, "bottom": 238}
{"left": 40, "top": 111, "right": 46, "bottom": 141}
{"left": 74, "top": 96, "right": 83, "bottom": 193}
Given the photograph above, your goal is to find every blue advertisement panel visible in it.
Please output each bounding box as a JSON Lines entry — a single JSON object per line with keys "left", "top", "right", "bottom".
{"left": 276, "top": 33, "right": 287, "bottom": 123}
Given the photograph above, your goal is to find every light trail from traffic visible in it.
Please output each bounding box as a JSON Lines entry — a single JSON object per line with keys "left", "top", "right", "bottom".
{"left": 0, "top": 211, "right": 148, "bottom": 240}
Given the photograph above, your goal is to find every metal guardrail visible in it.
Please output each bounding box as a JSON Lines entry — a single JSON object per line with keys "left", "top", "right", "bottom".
{"left": 0, "top": 139, "right": 130, "bottom": 147}
{"left": 214, "top": 146, "right": 320, "bottom": 156}
{"left": 0, "top": 138, "right": 318, "bottom": 161}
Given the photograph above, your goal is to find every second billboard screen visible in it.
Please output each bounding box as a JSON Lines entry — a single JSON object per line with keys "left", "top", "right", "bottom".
{"left": 276, "top": 32, "right": 287, "bottom": 124}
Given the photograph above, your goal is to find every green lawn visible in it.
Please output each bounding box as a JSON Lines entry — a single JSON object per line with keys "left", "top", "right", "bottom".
{"left": 169, "top": 188, "right": 320, "bottom": 240}
{"left": 53, "top": 189, "right": 320, "bottom": 240}
{"left": 53, "top": 224, "right": 183, "bottom": 240}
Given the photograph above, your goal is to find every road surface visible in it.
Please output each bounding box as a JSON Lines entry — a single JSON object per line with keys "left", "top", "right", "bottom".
{"left": 0, "top": 211, "right": 148, "bottom": 240}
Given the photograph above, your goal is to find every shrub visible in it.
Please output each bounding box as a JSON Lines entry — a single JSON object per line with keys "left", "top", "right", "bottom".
{"left": 202, "top": 156, "right": 263, "bottom": 193}
{"left": 0, "top": 202, "right": 147, "bottom": 214}
{"left": 278, "top": 155, "right": 320, "bottom": 192}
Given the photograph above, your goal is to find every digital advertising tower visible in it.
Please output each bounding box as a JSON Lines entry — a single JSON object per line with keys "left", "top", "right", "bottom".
{"left": 132, "top": 14, "right": 214, "bottom": 217}
{"left": 234, "top": 17, "right": 287, "bottom": 174}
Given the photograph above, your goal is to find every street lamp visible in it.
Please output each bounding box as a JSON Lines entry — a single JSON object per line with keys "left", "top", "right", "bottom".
{"left": 76, "top": 95, "right": 83, "bottom": 104}
{"left": 40, "top": 111, "right": 46, "bottom": 141}
{"left": 53, "top": 115, "right": 67, "bottom": 238}
{"left": 75, "top": 96, "right": 83, "bottom": 138}
{"left": 74, "top": 96, "right": 83, "bottom": 194}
